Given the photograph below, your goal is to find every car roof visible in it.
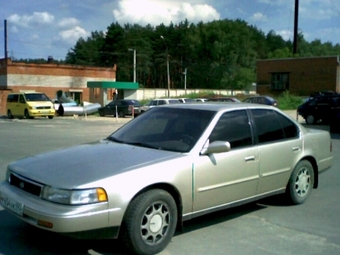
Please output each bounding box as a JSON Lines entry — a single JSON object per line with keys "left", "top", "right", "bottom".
{"left": 152, "top": 98, "right": 179, "bottom": 100}
{"left": 156, "top": 102, "right": 278, "bottom": 112}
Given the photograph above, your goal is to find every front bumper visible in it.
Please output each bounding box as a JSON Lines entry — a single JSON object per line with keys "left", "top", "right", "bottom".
{"left": 0, "top": 182, "right": 121, "bottom": 235}
{"left": 29, "top": 109, "right": 55, "bottom": 117}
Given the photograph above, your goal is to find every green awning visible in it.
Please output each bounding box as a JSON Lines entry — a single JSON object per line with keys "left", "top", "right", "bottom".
{"left": 87, "top": 81, "right": 139, "bottom": 89}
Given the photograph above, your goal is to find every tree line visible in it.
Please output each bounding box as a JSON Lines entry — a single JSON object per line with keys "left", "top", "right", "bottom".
{"left": 18, "top": 19, "right": 340, "bottom": 91}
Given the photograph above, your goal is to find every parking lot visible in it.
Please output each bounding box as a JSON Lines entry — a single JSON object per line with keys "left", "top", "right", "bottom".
{"left": 0, "top": 115, "right": 339, "bottom": 255}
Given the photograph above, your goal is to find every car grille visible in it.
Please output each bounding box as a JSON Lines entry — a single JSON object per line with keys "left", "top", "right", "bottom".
{"left": 36, "top": 106, "right": 51, "bottom": 109}
{"left": 9, "top": 173, "right": 42, "bottom": 196}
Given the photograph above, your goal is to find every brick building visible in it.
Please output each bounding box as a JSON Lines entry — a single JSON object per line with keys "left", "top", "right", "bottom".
{"left": 256, "top": 56, "right": 340, "bottom": 96}
{"left": 0, "top": 58, "right": 117, "bottom": 115}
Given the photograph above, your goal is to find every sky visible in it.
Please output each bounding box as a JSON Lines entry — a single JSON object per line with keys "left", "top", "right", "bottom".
{"left": 0, "top": 0, "right": 340, "bottom": 61}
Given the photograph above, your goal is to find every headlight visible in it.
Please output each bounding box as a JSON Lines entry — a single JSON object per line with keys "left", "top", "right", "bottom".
{"left": 41, "top": 186, "right": 108, "bottom": 205}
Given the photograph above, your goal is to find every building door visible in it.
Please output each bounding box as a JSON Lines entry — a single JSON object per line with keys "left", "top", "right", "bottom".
{"left": 70, "top": 92, "right": 82, "bottom": 105}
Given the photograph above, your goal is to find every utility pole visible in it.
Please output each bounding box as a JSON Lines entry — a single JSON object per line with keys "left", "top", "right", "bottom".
{"left": 128, "top": 48, "right": 136, "bottom": 83}
{"left": 4, "top": 20, "right": 8, "bottom": 59}
{"left": 293, "top": 0, "right": 299, "bottom": 54}
{"left": 183, "top": 68, "right": 187, "bottom": 94}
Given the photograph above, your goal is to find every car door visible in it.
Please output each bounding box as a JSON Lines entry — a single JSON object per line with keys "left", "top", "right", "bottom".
{"left": 314, "top": 96, "right": 332, "bottom": 122}
{"left": 17, "top": 94, "right": 26, "bottom": 116}
{"left": 105, "top": 101, "right": 117, "bottom": 115}
{"left": 250, "top": 109, "right": 302, "bottom": 194}
{"left": 8, "top": 94, "right": 19, "bottom": 116}
{"left": 193, "top": 110, "right": 260, "bottom": 211}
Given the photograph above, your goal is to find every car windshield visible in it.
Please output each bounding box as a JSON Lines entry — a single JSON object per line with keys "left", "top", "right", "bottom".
{"left": 108, "top": 107, "right": 215, "bottom": 152}
{"left": 25, "top": 93, "right": 50, "bottom": 101}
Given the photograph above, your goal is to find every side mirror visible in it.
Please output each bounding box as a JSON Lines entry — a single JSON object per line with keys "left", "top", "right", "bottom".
{"left": 200, "top": 141, "right": 231, "bottom": 155}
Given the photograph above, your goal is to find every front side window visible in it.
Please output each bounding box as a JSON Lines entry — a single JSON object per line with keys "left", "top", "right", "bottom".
{"left": 209, "top": 110, "right": 252, "bottom": 149}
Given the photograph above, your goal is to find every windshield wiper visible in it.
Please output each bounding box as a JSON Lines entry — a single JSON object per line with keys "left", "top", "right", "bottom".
{"left": 106, "top": 136, "right": 125, "bottom": 143}
{"left": 125, "top": 142, "right": 160, "bottom": 150}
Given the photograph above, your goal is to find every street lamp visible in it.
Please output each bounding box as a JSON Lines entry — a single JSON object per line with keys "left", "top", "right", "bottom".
{"left": 128, "top": 48, "right": 136, "bottom": 83}
{"left": 161, "top": 36, "right": 170, "bottom": 97}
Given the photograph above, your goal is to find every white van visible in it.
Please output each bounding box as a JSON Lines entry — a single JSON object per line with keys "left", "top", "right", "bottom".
{"left": 6, "top": 92, "right": 55, "bottom": 119}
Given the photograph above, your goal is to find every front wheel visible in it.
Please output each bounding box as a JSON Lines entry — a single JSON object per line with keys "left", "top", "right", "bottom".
{"left": 24, "top": 109, "right": 32, "bottom": 119}
{"left": 121, "top": 189, "right": 178, "bottom": 255}
{"left": 286, "top": 160, "right": 314, "bottom": 205}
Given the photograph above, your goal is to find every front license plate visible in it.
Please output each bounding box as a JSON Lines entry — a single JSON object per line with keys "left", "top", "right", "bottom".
{"left": 0, "top": 195, "right": 24, "bottom": 216}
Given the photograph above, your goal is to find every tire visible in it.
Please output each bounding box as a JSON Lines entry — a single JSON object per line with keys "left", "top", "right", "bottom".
{"left": 118, "top": 111, "right": 125, "bottom": 117}
{"left": 121, "top": 189, "right": 177, "bottom": 255}
{"left": 305, "top": 114, "right": 315, "bottom": 124}
{"left": 24, "top": 109, "right": 31, "bottom": 119}
{"left": 48, "top": 116, "right": 54, "bottom": 119}
{"left": 286, "top": 160, "right": 314, "bottom": 205}
{"left": 7, "top": 110, "right": 13, "bottom": 119}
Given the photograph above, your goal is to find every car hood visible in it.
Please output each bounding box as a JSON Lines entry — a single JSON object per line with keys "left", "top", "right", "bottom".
{"left": 8, "top": 140, "right": 182, "bottom": 189}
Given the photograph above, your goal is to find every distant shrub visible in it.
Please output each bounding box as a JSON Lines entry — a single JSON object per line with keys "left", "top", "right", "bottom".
{"left": 278, "top": 91, "right": 303, "bottom": 110}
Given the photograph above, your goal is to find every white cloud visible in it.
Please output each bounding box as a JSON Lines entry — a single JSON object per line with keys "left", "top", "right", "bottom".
{"left": 55, "top": 26, "right": 90, "bottom": 45}
{"left": 277, "top": 29, "right": 293, "bottom": 41}
{"left": 8, "top": 12, "right": 55, "bottom": 28}
{"left": 58, "top": 18, "right": 80, "bottom": 28}
{"left": 112, "top": 0, "right": 220, "bottom": 26}
{"left": 251, "top": 12, "right": 268, "bottom": 22}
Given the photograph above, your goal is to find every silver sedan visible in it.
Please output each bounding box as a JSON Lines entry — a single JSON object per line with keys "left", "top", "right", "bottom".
{"left": 0, "top": 103, "right": 333, "bottom": 255}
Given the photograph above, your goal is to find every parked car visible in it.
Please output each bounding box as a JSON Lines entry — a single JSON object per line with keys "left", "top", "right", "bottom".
{"left": 297, "top": 94, "right": 340, "bottom": 124}
{"left": 6, "top": 92, "right": 55, "bottom": 119}
{"left": 140, "top": 98, "right": 180, "bottom": 113}
{"left": 0, "top": 104, "right": 333, "bottom": 255}
{"left": 208, "top": 97, "right": 241, "bottom": 103}
{"left": 195, "top": 98, "right": 208, "bottom": 102}
{"left": 177, "top": 98, "right": 196, "bottom": 103}
{"left": 98, "top": 99, "right": 142, "bottom": 117}
{"left": 243, "top": 96, "right": 278, "bottom": 107}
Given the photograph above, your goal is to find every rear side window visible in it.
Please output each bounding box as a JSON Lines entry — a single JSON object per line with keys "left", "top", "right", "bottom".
{"left": 7, "top": 94, "right": 18, "bottom": 102}
{"left": 251, "top": 109, "right": 298, "bottom": 143}
{"left": 209, "top": 110, "right": 252, "bottom": 149}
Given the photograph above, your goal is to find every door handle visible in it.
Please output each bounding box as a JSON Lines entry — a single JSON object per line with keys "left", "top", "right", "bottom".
{"left": 292, "top": 147, "right": 300, "bottom": 151}
{"left": 245, "top": 156, "right": 255, "bottom": 162}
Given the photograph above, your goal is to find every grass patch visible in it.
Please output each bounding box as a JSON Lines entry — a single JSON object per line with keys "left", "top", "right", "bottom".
{"left": 277, "top": 91, "right": 304, "bottom": 110}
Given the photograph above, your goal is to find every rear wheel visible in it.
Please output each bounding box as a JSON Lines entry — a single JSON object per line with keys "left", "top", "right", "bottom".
{"left": 48, "top": 116, "right": 54, "bottom": 119}
{"left": 121, "top": 189, "right": 177, "bottom": 255}
{"left": 286, "top": 160, "right": 314, "bottom": 205}
{"left": 305, "top": 114, "right": 316, "bottom": 124}
{"left": 7, "top": 110, "right": 13, "bottom": 119}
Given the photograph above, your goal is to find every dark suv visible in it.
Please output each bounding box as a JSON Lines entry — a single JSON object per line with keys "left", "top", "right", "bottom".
{"left": 297, "top": 94, "right": 340, "bottom": 124}
{"left": 98, "top": 99, "right": 142, "bottom": 117}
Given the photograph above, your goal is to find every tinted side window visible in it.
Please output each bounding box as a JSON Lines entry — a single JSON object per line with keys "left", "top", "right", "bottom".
{"left": 251, "top": 109, "right": 285, "bottom": 143}
{"left": 7, "top": 94, "right": 18, "bottom": 102}
{"left": 316, "top": 97, "right": 331, "bottom": 106}
{"left": 209, "top": 110, "right": 252, "bottom": 149}
{"left": 276, "top": 113, "right": 299, "bottom": 139}
{"left": 150, "top": 100, "right": 158, "bottom": 106}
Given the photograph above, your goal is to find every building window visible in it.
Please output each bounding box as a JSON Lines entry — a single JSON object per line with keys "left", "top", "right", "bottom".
{"left": 271, "top": 73, "right": 289, "bottom": 91}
